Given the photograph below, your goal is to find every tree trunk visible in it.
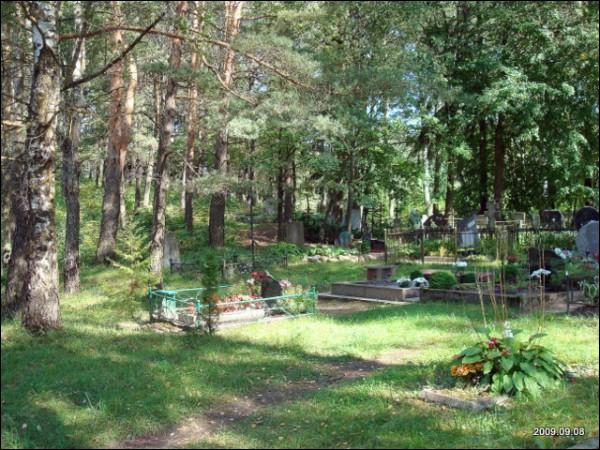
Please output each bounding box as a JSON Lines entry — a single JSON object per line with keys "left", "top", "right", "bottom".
{"left": 183, "top": 3, "right": 203, "bottom": 232}
{"left": 61, "top": 3, "right": 86, "bottom": 293}
{"left": 97, "top": 2, "right": 128, "bottom": 262}
{"left": 493, "top": 113, "right": 505, "bottom": 210}
{"left": 2, "top": 16, "right": 27, "bottom": 314}
{"left": 118, "top": 55, "right": 137, "bottom": 229}
{"left": 21, "top": 1, "right": 62, "bottom": 331}
{"left": 444, "top": 159, "right": 455, "bottom": 216}
{"left": 208, "top": 1, "right": 244, "bottom": 247}
{"left": 134, "top": 158, "right": 143, "bottom": 211}
{"left": 478, "top": 118, "right": 488, "bottom": 213}
{"left": 149, "top": 1, "right": 187, "bottom": 275}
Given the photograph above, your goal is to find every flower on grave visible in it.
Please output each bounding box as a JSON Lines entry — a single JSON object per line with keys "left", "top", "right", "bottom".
{"left": 279, "top": 279, "right": 292, "bottom": 290}
{"left": 554, "top": 247, "right": 569, "bottom": 260}
{"left": 246, "top": 278, "right": 255, "bottom": 286}
{"left": 507, "top": 255, "right": 518, "bottom": 264}
{"left": 455, "top": 261, "right": 468, "bottom": 268}
{"left": 530, "top": 268, "right": 551, "bottom": 279}
{"left": 503, "top": 321, "right": 514, "bottom": 339}
{"left": 410, "top": 277, "right": 429, "bottom": 288}
{"left": 487, "top": 337, "right": 499, "bottom": 349}
{"left": 451, "top": 362, "right": 483, "bottom": 377}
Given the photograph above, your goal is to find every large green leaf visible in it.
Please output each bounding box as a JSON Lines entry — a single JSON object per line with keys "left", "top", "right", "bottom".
{"left": 462, "top": 346, "right": 483, "bottom": 356}
{"left": 500, "top": 357, "right": 514, "bottom": 371}
{"left": 503, "top": 374, "right": 514, "bottom": 393}
{"left": 483, "top": 360, "right": 494, "bottom": 374}
{"left": 512, "top": 371, "right": 525, "bottom": 391}
{"left": 462, "top": 354, "right": 483, "bottom": 364}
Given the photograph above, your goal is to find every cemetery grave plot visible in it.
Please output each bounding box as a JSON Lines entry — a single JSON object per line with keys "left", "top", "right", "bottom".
{"left": 148, "top": 281, "right": 317, "bottom": 329}
{"left": 318, "top": 264, "right": 422, "bottom": 303}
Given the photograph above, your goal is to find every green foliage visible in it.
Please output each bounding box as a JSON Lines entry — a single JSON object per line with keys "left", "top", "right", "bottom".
{"left": 460, "top": 272, "right": 477, "bottom": 284}
{"left": 201, "top": 253, "right": 220, "bottom": 334}
{"left": 452, "top": 330, "right": 566, "bottom": 397}
{"left": 429, "top": 271, "right": 457, "bottom": 289}
{"left": 410, "top": 269, "right": 424, "bottom": 280}
{"left": 579, "top": 277, "right": 599, "bottom": 305}
{"left": 107, "top": 223, "right": 158, "bottom": 319}
{"left": 306, "top": 245, "right": 358, "bottom": 257}
{"left": 502, "top": 263, "right": 521, "bottom": 283}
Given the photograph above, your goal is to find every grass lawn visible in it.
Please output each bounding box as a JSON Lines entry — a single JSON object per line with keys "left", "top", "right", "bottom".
{"left": 2, "top": 261, "right": 598, "bottom": 449}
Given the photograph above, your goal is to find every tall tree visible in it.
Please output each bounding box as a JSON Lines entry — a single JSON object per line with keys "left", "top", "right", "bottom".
{"left": 61, "top": 1, "right": 86, "bottom": 293}
{"left": 20, "top": 1, "right": 62, "bottom": 331}
{"left": 96, "top": 1, "right": 129, "bottom": 262}
{"left": 208, "top": 1, "right": 245, "bottom": 247}
{"left": 149, "top": 1, "right": 187, "bottom": 275}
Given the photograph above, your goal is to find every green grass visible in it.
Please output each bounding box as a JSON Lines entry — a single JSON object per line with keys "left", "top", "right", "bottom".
{"left": 2, "top": 273, "right": 598, "bottom": 448}
{"left": 2, "top": 181, "right": 599, "bottom": 448}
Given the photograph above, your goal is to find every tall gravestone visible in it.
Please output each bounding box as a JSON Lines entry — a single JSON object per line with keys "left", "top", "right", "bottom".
{"left": 350, "top": 208, "right": 362, "bottom": 231}
{"left": 285, "top": 221, "right": 305, "bottom": 246}
{"left": 458, "top": 214, "right": 479, "bottom": 248}
{"left": 576, "top": 220, "right": 599, "bottom": 258}
{"left": 529, "top": 209, "right": 541, "bottom": 230}
{"left": 573, "top": 206, "right": 599, "bottom": 231}
{"left": 163, "top": 232, "right": 181, "bottom": 270}
{"left": 338, "top": 230, "right": 352, "bottom": 248}
{"left": 409, "top": 209, "right": 422, "bottom": 230}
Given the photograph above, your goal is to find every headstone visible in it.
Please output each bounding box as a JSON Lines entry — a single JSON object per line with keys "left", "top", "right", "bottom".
{"left": 285, "top": 221, "right": 305, "bottom": 246}
{"left": 475, "top": 214, "right": 488, "bottom": 228}
{"left": 573, "top": 207, "right": 599, "bottom": 231}
{"left": 263, "top": 198, "right": 276, "bottom": 216}
{"left": 409, "top": 209, "right": 422, "bottom": 229}
{"left": 576, "top": 220, "right": 599, "bottom": 258}
{"left": 424, "top": 213, "right": 448, "bottom": 229}
{"left": 261, "top": 274, "right": 283, "bottom": 303}
{"left": 338, "top": 230, "right": 352, "bottom": 248}
{"left": 162, "top": 232, "right": 181, "bottom": 269}
{"left": 512, "top": 212, "right": 527, "bottom": 228}
{"left": 529, "top": 209, "right": 540, "bottom": 230}
{"left": 486, "top": 200, "right": 496, "bottom": 231}
{"left": 540, "top": 210, "right": 563, "bottom": 230}
{"left": 458, "top": 214, "right": 480, "bottom": 248}
{"left": 350, "top": 208, "right": 362, "bottom": 231}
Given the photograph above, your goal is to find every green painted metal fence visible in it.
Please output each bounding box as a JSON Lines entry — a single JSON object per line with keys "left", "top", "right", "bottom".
{"left": 148, "top": 285, "right": 317, "bottom": 329}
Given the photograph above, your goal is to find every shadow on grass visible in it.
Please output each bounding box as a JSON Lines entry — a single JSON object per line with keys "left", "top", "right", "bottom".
{"left": 2, "top": 324, "right": 443, "bottom": 448}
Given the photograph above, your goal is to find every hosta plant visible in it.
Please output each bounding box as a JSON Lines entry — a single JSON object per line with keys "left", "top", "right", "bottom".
{"left": 451, "top": 325, "right": 566, "bottom": 397}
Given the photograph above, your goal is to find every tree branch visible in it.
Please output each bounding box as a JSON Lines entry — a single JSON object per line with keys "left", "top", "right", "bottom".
{"left": 61, "top": 13, "right": 165, "bottom": 92}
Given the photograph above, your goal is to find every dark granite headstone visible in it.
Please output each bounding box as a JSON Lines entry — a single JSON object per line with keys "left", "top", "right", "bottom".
{"left": 540, "top": 210, "right": 563, "bottom": 230}
{"left": 457, "top": 214, "right": 479, "bottom": 248}
{"left": 573, "top": 207, "right": 599, "bottom": 231}
{"left": 261, "top": 275, "right": 283, "bottom": 305}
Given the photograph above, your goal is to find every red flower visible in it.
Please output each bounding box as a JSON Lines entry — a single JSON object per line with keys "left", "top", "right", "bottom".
{"left": 487, "top": 337, "right": 498, "bottom": 349}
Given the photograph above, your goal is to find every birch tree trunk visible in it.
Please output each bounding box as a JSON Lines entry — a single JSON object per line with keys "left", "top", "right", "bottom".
{"left": 21, "top": 1, "right": 61, "bottom": 331}
{"left": 208, "top": 1, "right": 244, "bottom": 247}
{"left": 149, "top": 1, "right": 187, "bottom": 275}
{"left": 2, "top": 14, "right": 28, "bottom": 316}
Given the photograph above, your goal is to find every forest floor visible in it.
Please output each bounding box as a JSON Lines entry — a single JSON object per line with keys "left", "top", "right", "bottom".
{"left": 2, "top": 182, "right": 599, "bottom": 448}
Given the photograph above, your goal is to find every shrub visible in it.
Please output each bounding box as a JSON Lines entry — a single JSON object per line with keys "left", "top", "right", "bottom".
{"left": 201, "top": 253, "right": 221, "bottom": 334}
{"left": 460, "top": 272, "right": 476, "bottom": 284}
{"left": 429, "top": 271, "right": 457, "bottom": 289}
{"left": 451, "top": 327, "right": 565, "bottom": 397}
{"left": 410, "top": 269, "right": 424, "bottom": 280}
{"left": 502, "top": 263, "right": 521, "bottom": 283}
